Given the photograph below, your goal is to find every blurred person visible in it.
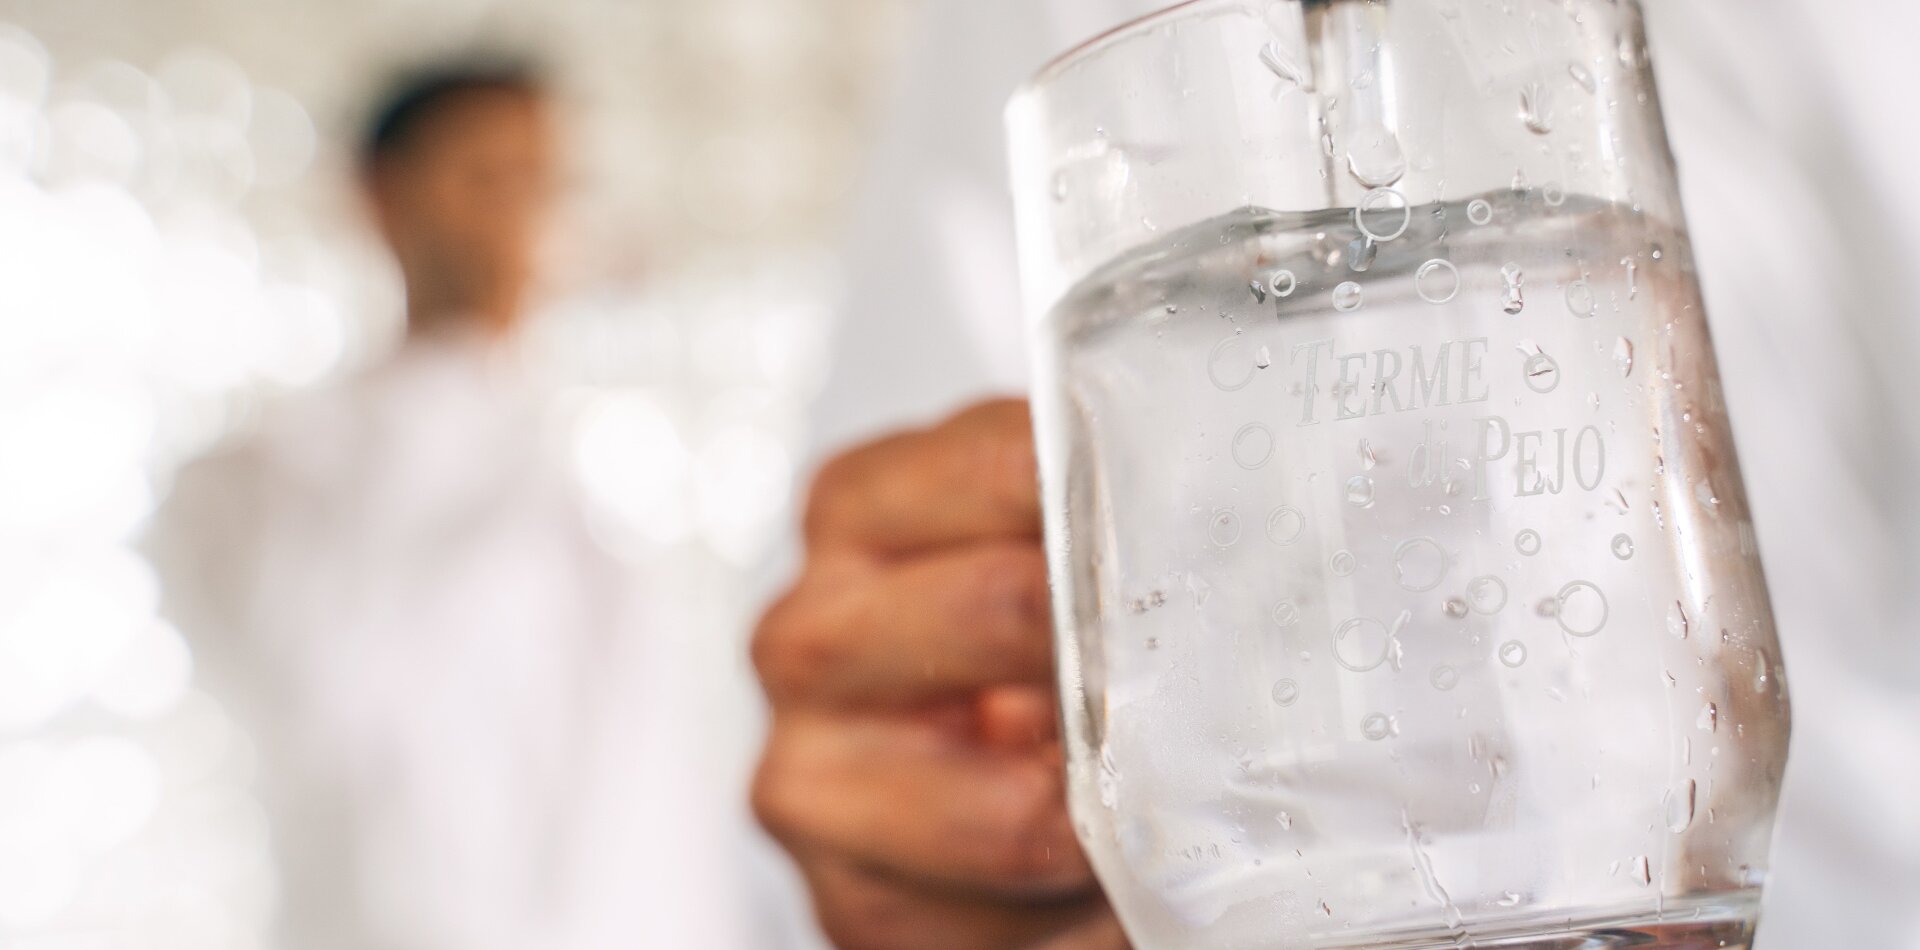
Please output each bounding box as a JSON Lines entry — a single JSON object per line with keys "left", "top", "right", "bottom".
{"left": 754, "top": 1, "right": 1920, "bottom": 948}
{"left": 147, "top": 61, "right": 785, "bottom": 950}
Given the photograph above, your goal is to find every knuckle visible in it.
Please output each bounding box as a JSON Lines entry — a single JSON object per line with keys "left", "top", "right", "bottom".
{"left": 968, "top": 546, "right": 1051, "bottom": 632}
{"left": 982, "top": 765, "right": 1081, "bottom": 883}
{"left": 749, "top": 742, "right": 806, "bottom": 844}
{"left": 752, "top": 596, "right": 843, "bottom": 698}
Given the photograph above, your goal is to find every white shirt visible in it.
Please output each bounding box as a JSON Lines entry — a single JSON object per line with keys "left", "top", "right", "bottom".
{"left": 150, "top": 331, "right": 779, "bottom": 950}
{"left": 815, "top": 1, "right": 1920, "bottom": 947}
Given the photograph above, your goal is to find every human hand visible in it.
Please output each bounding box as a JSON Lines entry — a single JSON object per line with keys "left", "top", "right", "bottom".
{"left": 752, "top": 399, "right": 1128, "bottom": 950}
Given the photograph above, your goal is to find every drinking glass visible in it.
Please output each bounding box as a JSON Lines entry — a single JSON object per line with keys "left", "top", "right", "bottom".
{"left": 1006, "top": 2, "right": 1791, "bottom": 947}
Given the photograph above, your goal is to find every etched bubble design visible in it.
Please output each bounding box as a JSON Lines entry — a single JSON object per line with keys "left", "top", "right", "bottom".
{"left": 1467, "top": 199, "right": 1494, "bottom": 226}
{"left": 1499, "top": 640, "right": 1529, "bottom": 668}
{"left": 1232, "top": 423, "right": 1275, "bottom": 470}
{"left": 1430, "top": 665, "right": 1460, "bottom": 691}
{"left": 1266, "top": 506, "right": 1306, "bottom": 545}
{"left": 1334, "top": 617, "right": 1391, "bottom": 672}
{"left": 1392, "top": 537, "right": 1447, "bottom": 592}
{"left": 1271, "top": 678, "right": 1301, "bottom": 707}
{"left": 1515, "top": 529, "right": 1543, "bottom": 556}
{"left": 1555, "top": 580, "right": 1610, "bottom": 637}
{"left": 1467, "top": 576, "right": 1509, "bottom": 615}
{"left": 1611, "top": 533, "right": 1635, "bottom": 560}
{"left": 1415, "top": 258, "right": 1460, "bottom": 304}
{"left": 1330, "top": 550, "right": 1358, "bottom": 576}
{"left": 1355, "top": 187, "right": 1411, "bottom": 242}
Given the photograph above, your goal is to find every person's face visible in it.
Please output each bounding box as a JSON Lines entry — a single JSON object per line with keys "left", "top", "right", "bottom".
{"left": 367, "top": 87, "right": 557, "bottom": 333}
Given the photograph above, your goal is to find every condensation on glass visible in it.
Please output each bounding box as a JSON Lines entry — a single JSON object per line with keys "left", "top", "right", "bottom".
{"left": 1007, "top": 2, "right": 1790, "bottom": 948}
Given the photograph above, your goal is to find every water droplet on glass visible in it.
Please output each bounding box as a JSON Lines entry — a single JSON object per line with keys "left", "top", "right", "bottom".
{"left": 1346, "top": 128, "right": 1408, "bottom": 187}
{"left": 1565, "top": 278, "right": 1596, "bottom": 318}
{"left": 1361, "top": 713, "right": 1393, "bottom": 741}
{"left": 1271, "top": 678, "right": 1301, "bottom": 707}
{"left": 1632, "top": 855, "right": 1653, "bottom": 886}
{"left": 1404, "top": 259, "right": 1458, "bottom": 308}
{"left": 1277, "top": 811, "right": 1294, "bottom": 830}
{"left": 1333, "top": 281, "right": 1364, "bottom": 312}
{"left": 1208, "top": 508, "right": 1243, "bottom": 546}
{"left": 1346, "top": 235, "right": 1378, "bottom": 272}
{"left": 1624, "top": 257, "right": 1639, "bottom": 298}
{"left": 1498, "top": 891, "right": 1523, "bottom": 907}
{"left": 1499, "top": 641, "right": 1528, "bottom": 668}
{"left": 1754, "top": 649, "right": 1774, "bottom": 694}
{"left": 1523, "top": 350, "right": 1561, "bottom": 394}
{"left": 1430, "top": 665, "right": 1460, "bottom": 691}
{"left": 1697, "top": 701, "right": 1718, "bottom": 733}
{"left": 1520, "top": 80, "right": 1556, "bottom": 134}
{"left": 1443, "top": 597, "right": 1470, "bottom": 619}
{"left": 1569, "top": 63, "right": 1597, "bottom": 93}
{"left": 1255, "top": 345, "right": 1273, "bottom": 369}
{"left": 1694, "top": 479, "right": 1721, "bottom": 511}
{"left": 1467, "top": 198, "right": 1494, "bottom": 226}
{"left": 1260, "top": 40, "right": 1308, "bottom": 86}
{"left": 1268, "top": 269, "right": 1297, "bottom": 298}
{"left": 1614, "top": 337, "right": 1635, "bottom": 377}
{"left": 1667, "top": 601, "right": 1690, "bottom": 639}
{"left": 1500, "top": 263, "right": 1526, "bottom": 314}
{"left": 1345, "top": 475, "right": 1376, "bottom": 508}
{"left": 1359, "top": 439, "right": 1379, "bottom": 470}
{"left": 1320, "top": 899, "right": 1334, "bottom": 917}
{"left": 1051, "top": 172, "right": 1068, "bottom": 202}
{"left": 1535, "top": 597, "right": 1559, "bottom": 618}
{"left": 1667, "top": 779, "right": 1697, "bottom": 833}
{"left": 1515, "top": 529, "right": 1542, "bottom": 556}
{"left": 1249, "top": 279, "right": 1268, "bottom": 303}
{"left": 1611, "top": 533, "right": 1635, "bottom": 560}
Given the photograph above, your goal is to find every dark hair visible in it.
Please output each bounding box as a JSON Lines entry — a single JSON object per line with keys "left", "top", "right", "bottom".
{"left": 360, "top": 59, "right": 546, "bottom": 169}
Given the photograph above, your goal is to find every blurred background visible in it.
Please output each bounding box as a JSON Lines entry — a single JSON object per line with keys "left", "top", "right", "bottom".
{"left": 0, "top": 0, "right": 899, "bottom": 946}
{"left": 0, "top": 0, "right": 1915, "bottom": 949}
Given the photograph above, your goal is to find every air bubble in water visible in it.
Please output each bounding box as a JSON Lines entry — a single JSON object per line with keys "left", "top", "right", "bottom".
{"left": 1667, "top": 779, "right": 1698, "bottom": 833}
{"left": 1361, "top": 713, "right": 1393, "bottom": 740}
{"left": 1501, "top": 264, "right": 1526, "bottom": 314}
{"left": 1415, "top": 259, "right": 1460, "bottom": 304}
{"left": 1345, "top": 475, "right": 1376, "bottom": 508}
{"left": 1521, "top": 80, "right": 1555, "bottom": 133}
{"left": 1333, "top": 281, "right": 1364, "bottom": 312}
{"left": 1566, "top": 279, "right": 1596, "bottom": 318}
{"left": 1499, "top": 641, "right": 1528, "bottom": 668}
{"left": 1611, "top": 533, "right": 1635, "bottom": 559}
{"left": 1467, "top": 199, "right": 1494, "bottom": 226}
{"left": 1614, "top": 337, "right": 1635, "bottom": 377}
{"left": 1271, "top": 678, "right": 1301, "bottom": 707}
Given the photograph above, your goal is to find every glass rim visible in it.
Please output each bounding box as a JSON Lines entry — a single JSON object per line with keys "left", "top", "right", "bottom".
{"left": 1014, "top": 0, "right": 1221, "bottom": 100}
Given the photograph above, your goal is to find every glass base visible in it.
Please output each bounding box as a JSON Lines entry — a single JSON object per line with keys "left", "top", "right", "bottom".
{"left": 1321, "top": 894, "right": 1757, "bottom": 950}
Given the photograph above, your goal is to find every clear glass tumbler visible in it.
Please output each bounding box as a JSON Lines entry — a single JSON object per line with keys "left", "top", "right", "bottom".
{"left": 1006, "top": 2, "right": 1791, "bottom": 947}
